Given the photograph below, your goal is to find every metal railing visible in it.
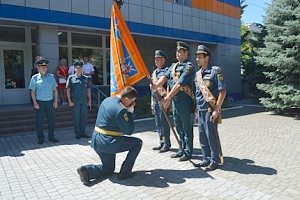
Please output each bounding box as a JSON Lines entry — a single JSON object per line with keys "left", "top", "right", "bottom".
{"left": 91, "top": 85, "right": 108, "bottom": 107}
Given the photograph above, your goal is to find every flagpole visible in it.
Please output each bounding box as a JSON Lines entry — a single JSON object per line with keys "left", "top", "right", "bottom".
{"left": 151, "top": 82, "right": 200, "bottom": 168}
{"left": 113, "top": 0, "right": 124, "bottom": 8}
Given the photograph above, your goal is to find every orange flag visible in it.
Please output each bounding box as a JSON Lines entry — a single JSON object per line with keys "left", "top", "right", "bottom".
{"left": 110, "top": 3, "right": 149, "bottom": 96}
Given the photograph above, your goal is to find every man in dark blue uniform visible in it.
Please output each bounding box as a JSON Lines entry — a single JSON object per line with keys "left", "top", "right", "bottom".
{"left": 77, "top": 86, "right": 142, "bottom": 184}
{"left": 29, "top": 57, "right": 59, "bottom": 144}
{"left": 194, "top": 45, "right": 226, "bottom": 171}
{"left": 66, "top": 60, "right": 92, "bottom": 139}
{"left": 151, "top": 50, "right": 171, "bottom": 153}
{"left": 152, "top": 41, "right": 195, "bottom": 162}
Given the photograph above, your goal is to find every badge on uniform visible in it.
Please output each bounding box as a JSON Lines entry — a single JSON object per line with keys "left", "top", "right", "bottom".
{"left": 204, "top": 80, "right": 211, "bottom": 87}
{"left": 217, "top": 73, "right": 224, "bottom": 81}
{"left": 123, "top": 113, "right": 129, "bottom": 121}
{"left": 186, "top": 66, "right": 192, "bottom": 74}
{"left": 71, "top": 76, "right": 79, "bottom": 83}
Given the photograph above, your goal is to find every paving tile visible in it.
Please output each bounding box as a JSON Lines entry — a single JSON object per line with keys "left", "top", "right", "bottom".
{"left": 0, "top": 106, "right": 299, "bottom": 199}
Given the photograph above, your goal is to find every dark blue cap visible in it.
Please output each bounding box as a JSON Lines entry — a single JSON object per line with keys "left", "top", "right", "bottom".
{"left": 195, "top": 45, "right": 211, "bottom": 56}
{"left": 176, "top": 41, "right": 190, "bottom": 51}
{"left": 35, "top": 56, "right": 49, "bottom": 65}
{"left": 154, "top": 50, "right": 167, "bottom": 58}
{"left": 73, "top": 59, "right": 84, "bottom": 67}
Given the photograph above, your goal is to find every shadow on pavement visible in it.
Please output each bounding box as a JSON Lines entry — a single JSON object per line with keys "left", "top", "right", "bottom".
{"left": 220, "top": 157, "right": 277, "bottom": 175}
{"left": 110, "top": 168, "right": 213, "bottom": 187}
{"left": 222, "top": 105, "right": 266, "bottom": 119}
{"left": 0, "top": 133, "right": 91, "bottom": 157}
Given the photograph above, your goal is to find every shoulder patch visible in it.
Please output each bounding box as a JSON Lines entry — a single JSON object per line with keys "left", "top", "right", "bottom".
{"left": 212, "top": 66, "right": 222, "bottom": 74}
{"left": 186, "top": 65, "right": 193, "bottom": 74}
{"left": 123, "top": 113, "right": 129, "bottom": 122}
{"left": 217, "top": 73, "right": 224, "bottom": 81}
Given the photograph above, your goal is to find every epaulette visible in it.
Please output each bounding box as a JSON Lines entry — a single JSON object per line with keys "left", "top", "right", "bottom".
{"left": 186, "top": 61, "right": 193, "bottom": 66}
{"left": 32, "top": 73, "right": 39, "bottom": 78}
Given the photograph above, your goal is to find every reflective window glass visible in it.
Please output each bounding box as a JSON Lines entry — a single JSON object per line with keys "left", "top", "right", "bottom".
{"left": 0, "top": 27, "right": 25, "bottom": 42}
{"left": 31, "top": 29, "right": 38, "bottom": 44}
{"left": 72, "top": 48, "right": 103, "bottom": 85}
{"left": 59, "top": 47, "right": 68, "bottom": 62}
{"left": 58, "top": 32, "right": 67, "bottom": 45}
{"left": 72, "top": 33, "right": 102, "bottom": 47}
{"left": 4, "top": 50, "right": 25, "bottom": 89}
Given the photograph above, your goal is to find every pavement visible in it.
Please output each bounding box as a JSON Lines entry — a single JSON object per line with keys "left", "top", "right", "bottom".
{"left": 0, "top": 105, "right": 299, "bottom": 200}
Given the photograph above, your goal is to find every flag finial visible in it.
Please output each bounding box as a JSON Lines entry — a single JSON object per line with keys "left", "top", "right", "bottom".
{"left": 114, "top": 0, "right": 124, "bottom": 8}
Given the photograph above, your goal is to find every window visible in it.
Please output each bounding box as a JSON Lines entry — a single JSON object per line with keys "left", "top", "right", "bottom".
{"left": 72, "top": 33, "right": 102, "bottom": 47}
{"left": 58, "top": 32, "right": 67, "bottom": 45}
{"left": 72, "top": 48, "right": 103, "bottom": 85}
{"left": 59, "top": 47, "right": 68, "bottom": 63}
{"left": 0, "top": 27, "right": 25, "bottom": 42}
{"left": 4, "top": 50, "right": 25, "bottom": 89}
{"left": 31, "top": 29, "right": 38, "bottom": 44}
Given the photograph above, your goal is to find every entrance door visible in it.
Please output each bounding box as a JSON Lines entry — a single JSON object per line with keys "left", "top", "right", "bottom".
{"left": 0, "top": 48, "right": 28, "bottom": 105}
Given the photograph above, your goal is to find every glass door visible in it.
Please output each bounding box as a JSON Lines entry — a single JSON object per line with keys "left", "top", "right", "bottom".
{"left": 0, "top": 48, "right": 28, "bottom": 104}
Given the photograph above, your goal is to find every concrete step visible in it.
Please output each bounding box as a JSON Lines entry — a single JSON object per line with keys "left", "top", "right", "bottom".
{"left": 0, "top": 105, "right": 99, "bottom": 136}
{"left": 0, "top": 118, "right": 96, "bottom": 136}
{"left": 0, "top": 113, "right": 97, "bottom": 128}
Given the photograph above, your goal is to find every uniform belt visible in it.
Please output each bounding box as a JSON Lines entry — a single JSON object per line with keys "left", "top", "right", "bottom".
{"left": 94, "top": 126, "right": 121, "bottom": 137}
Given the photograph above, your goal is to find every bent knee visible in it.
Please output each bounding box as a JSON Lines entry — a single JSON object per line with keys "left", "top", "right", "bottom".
{"left": 103, "top": 166, "right": 115, "bottom": 175}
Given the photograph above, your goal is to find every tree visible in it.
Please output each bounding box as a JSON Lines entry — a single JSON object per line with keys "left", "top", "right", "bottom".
{"left": 240, "top": 0, "right": 248, "bottom": 17}
{"left": 241, "top": 23, "right": 268, "bottom": 98}
{"left": 256, "top": 0, "right": 300, "bottom": 113}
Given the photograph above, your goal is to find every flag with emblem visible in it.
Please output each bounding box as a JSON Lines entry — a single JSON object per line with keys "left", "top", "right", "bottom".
{"left": 110, "top": 2, "right": 149, "bottom": 96}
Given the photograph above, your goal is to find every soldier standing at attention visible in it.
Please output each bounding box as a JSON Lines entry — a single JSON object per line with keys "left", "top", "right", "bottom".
{"left": 29, "top": 57, "right": 59, "bottom": 144}
{"left": 152, "top": 41, "right": 195, "bottom": 162}
{"left": 151, "top": 50, "right": 171, "bottom": 153}
{"left": 194, "top": 45, "right": 226, "bottom": 171}
{"left": 77, "top": 86, "right": 142, "bottom": 184}
{"left": 66, "top": 60, "right": 92, "bottom": 139}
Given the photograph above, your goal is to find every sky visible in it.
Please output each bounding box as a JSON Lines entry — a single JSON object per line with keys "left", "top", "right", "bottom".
{"left": 241, "top": 0, "right": 272, "bottom": 24}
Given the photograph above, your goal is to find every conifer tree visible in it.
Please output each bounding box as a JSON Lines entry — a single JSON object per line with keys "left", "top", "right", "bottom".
{"left": 256, "top": 0, "right": 300, "bottom": 113}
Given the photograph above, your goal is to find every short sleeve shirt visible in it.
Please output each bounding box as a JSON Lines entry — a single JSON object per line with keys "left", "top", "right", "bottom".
{"left": 29, "top": 73, "right": 57, "bottom": 101}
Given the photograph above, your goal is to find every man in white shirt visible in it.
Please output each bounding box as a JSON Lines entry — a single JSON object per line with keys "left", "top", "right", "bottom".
{"left": 82, "top": 56, "right": 94, "bottom": 79}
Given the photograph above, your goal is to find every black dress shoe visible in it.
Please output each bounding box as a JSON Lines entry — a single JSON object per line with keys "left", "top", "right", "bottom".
{"left": 179, "top": 155, "right": 191, "bottom": 162}
{"left": 159, "top": 146, "right": 170, "bottom": 153}
{"left": 194, "top": 161, "right": 210, "bottom": 167}
{"left": 77, "top": 167, "right": 90, "bottom": 185}
{"left": 117, "top": 172, "right": 137, "bottom": 180}
{"left": 152, "top": 145, "right": 163, "bottom": 150}
{"left": 170, "top": 152, "right": 183, "bottom": 158}
{"left": 80, "top": 135, "right": 90, "bottom": 138}
{"left": 204, "top": 163, "right": 218, "bottom": 171}
{"left": 49, "top": 138, "right": 59, "bottom": 142}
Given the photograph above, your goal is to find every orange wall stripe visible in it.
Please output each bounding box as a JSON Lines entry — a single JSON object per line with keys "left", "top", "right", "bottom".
{"left": 191, "top": 0, "right": 240, "bottom": 19}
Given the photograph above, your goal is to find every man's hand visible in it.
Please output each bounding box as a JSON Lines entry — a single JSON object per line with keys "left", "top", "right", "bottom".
{"left": 33, "top": 102, "right": 39, "bottom": 109}
{"left": 53, "top": 101, "right": 58, "bottom": 109}
{"left": 68, "top": 101, "right": 74, "bottom": 107}
{"left": 87, "top": 100, "right": 92, "bottom": 107}
{"left": 149, "top": 83, "right": 157, "bottom": 91}
{"left": 160, "top": 97, "right": 171, "bottom": 110}
{"left": 210, "top": 111, "right": 219, "bottom": 123}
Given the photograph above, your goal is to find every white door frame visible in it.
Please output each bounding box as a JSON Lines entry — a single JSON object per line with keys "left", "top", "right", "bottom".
{"left": 0, "top": 43, "right": 31, "bottom": 105}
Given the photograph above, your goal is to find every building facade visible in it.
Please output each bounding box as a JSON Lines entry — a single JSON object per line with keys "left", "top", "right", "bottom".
{"left": 0, "top": 0, "right": 241, "bottom": 105}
